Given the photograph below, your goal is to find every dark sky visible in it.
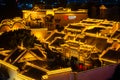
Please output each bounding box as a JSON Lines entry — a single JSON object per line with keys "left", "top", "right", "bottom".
{"left": 0, "top": 0, "right": 22, "bottom": 21}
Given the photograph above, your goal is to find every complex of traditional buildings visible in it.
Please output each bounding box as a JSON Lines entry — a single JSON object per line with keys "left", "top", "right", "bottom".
{"left": 0, "top": 7, "right": 120, "bottom": 80}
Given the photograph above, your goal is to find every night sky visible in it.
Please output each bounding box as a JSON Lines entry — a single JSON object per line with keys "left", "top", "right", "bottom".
{"left": 0, "top": 0, "right": 120, "bottom": 21}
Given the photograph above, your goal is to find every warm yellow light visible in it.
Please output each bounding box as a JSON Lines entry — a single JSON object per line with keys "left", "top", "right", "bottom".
{"left": 67, "top": 8, "right": 71, "bottom": 12}
{"left": 46, "top": 10, "right": 54, "bottom": 16}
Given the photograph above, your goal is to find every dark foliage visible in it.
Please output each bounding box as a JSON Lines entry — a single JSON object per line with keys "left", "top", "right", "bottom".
{"left": 44, "top": 14, "right": 54, "bottom": 22}
{"left": 42, "top": 43, "right": 70, "bottom": 70}
{"left": 70, "top": 56, "right": 79, "bottom": 71}
{"left": 56, "top": 24, "right": 64, "bottom": 32}
{"left": 0, "top": 66, "right": 9, "bottom": 80}
{"left": 0, "top": 29, "right": 40, "bottom": 49}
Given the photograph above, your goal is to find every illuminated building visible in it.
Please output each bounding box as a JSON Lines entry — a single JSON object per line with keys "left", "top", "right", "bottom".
{"left": 22, "top": 7, "right": 88, "bottom": 30}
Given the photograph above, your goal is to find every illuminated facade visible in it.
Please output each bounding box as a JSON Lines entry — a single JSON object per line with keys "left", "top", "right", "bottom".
{"left": 22, "top": 7, "right": 88, "bottom": 30}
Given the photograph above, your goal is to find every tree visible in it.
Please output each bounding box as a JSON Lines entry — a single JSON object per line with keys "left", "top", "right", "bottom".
{"left": 0, "top": 66, "right": 9, "bottom": 80}
{"left": 0, "top": 29, "right": 40, "bottom": 49}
